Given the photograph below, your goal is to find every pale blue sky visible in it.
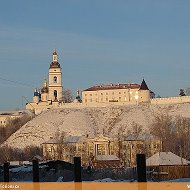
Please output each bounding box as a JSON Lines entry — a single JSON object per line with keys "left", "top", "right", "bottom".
{"left": 0, "top": 0, "right": 190, "bottom": 110}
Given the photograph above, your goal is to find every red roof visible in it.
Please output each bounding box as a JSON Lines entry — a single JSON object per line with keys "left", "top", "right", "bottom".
{"left": 83, "top": 83, "right": 140, "bottom": 91}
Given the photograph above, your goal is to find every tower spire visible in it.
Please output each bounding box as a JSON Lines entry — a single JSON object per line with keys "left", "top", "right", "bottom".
{"left": 52, "top": 48, "right": 58, "bottom": 62}
{"left": 43, "top": 79, "right": 47, "bottom": 87}
{"left": 139, "top": 79, "right": 149, "bottom": 90}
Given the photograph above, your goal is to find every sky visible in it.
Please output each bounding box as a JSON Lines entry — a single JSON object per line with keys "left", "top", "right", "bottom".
{"left": 0, "top": 0, "right": 190, "bottom": 110}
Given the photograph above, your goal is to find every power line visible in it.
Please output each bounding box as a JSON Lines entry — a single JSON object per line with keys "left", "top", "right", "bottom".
{"left": 0, "top": 76, "right": 34, "bottom": 88}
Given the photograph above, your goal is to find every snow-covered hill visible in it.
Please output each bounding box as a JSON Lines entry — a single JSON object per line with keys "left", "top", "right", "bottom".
{"left": 3, "top": 103, "right": 190, "bottom": 149}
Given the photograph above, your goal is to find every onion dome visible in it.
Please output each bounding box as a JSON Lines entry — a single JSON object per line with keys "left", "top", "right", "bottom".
{"left": 41, "top": 79, "right": 49, "bottom": 93}
{"left": 50, "top": 48, "right": 61, "bottom": 68}
{"left": 34, "top": 88, "right": 39, "bottom": 96}
{"left": 75, "top": 90, "right": 82, "bottom": 102}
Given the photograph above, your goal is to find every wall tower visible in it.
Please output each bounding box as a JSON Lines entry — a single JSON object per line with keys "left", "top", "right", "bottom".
{"left": 138, "top": 79, "right": 150, "bottom": 104}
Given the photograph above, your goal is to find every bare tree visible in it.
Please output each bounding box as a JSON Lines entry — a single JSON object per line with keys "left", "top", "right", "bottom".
{"left": 179, "top": 89, "right": 186, "bottom": 96}
{"left": 186, "top": 87, "right": 190, "bottom": 96}
{"left": 150, "top": 114, "right": 176, "bottom": 152}
{"left": 127, "top": 122, "right": 143, "bottom": 140}
{"left": 60, "top": 89, "right": 73, "bottom": 103}
{"left": 150, "top": 114, "right": 190, "bottom": 159}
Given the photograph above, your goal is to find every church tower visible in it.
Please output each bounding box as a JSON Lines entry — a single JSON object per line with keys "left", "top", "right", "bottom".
{"left": 41, "top": 79, "right": 48, "bottom": 102}
{"left": 48, "top": 49, "right": 63, "bottom": 101}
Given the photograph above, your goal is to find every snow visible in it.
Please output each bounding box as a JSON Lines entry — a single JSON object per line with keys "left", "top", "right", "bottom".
{"left": 96, "top": 155, "right": 120, "bottom": 161}
{"left": 10, "top": 164, "right": 48, "bottom": 173}
{"left": 146, "top": 152, "right": 190, "bottom": 166}
{"left": 56, "top": 176, "right": 64, "bottom": 182}
{"left": 168, "top": 178, "right": 190, "bottom": 182}
{"left": 3, "top": 103, "right": 190, "bottom": 149}
{"left": 10, "top": 166, "right": 32, "bottom": 173}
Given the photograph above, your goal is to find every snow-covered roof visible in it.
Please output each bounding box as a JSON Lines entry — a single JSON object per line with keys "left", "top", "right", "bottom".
{"left": 96, "top": 155, "right": 120, "bottom": 161}
{"left": 64, "top": 136, "right": 86, "bottom": 143}
{"left": 146, "top": 152, "right": 190, "bottom": 166}
{"left": 43, "top": 138, "right": 59, "bottom": 144}
{"left": 43, "top": 136, "right": 86, "bottom": 144}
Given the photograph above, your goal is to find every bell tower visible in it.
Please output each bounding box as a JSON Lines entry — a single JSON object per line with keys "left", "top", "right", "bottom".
{"left": 48, "top": 49, "right": 63, "bottom": 101}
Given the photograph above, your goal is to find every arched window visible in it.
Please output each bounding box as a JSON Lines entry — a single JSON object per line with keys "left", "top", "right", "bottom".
{"left": 53, "top": 76, "right": 57, "bottom": 83}
{"left": 54, "top": 90, "right": 57, "bottom": 99}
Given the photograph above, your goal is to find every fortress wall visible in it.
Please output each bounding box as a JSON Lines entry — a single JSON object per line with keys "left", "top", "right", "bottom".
{"left": 27, "top": 101, "right": 138, "bottom": 114}
{"left": 151, "top": 96, "right": 190, "bottom": 105}
{"left": 58, "top": 101, "right": 137, "bottom": 109}
{"left": 27, "top": 96, "right": 190, "bottom": 115}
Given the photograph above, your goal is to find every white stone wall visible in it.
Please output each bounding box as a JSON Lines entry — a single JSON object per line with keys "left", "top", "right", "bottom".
{"left": 151, "top": 96, "right": 190, "bottom": 105}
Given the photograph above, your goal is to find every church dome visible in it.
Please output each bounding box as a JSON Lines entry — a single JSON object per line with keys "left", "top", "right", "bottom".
{"left": 50, "top": 61, "right": 60, "bottom": 68}
{"left": 41, "top": 86, "right": 48, "bottom": 93}
{"left": 41, "top": 79, "right": 49, "bottom": 93}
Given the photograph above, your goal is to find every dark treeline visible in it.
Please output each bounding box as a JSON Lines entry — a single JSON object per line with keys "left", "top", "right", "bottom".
{"left": 0, "top": 145, "right": 42, "bottom": 163}
{"left": 0, "top": 114, "right": 33, "bottom": 144}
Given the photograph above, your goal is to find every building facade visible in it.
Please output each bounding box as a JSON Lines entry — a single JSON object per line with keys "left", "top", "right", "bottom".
{"left": 0, "top": 111, "right": 27, "bottom": 127}
{"left": 42, "top": 135, "right": 161, "bottom": 168}
{"left": 82, "top": 79, "right": 153, "bottom": 105}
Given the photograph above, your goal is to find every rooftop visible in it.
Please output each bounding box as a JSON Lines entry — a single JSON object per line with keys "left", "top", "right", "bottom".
{"left": 83, "top": 83, "right": 140, "bottom": 91}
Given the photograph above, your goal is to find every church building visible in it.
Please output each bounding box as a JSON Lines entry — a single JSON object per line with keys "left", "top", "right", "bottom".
{"left": 26, "top": 49, "right": 63, "bottom": 113}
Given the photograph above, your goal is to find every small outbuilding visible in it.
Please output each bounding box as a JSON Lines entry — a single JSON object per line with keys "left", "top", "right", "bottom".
{"left": 146, "top": 152, "right": 190, "bottom": 181}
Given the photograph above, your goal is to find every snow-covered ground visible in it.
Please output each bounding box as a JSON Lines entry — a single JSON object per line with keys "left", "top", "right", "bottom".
{"left": 3, "top": 103, "right": 190, "bottom": 149}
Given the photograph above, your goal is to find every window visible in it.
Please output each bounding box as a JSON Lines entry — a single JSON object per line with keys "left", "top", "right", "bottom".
{"left": 106, "top": 92, "right": 108, "bottom": 95}
{"left": 101, "top": 93, "right": 103, "bottom": 95}
{"left": 119, "top": 92, "right": 121, "bottom": 94}
{"left": 106, "top": 97, "right": 108, "bottom": 101}
{"left": 90, "top": 94, "right": 92, "bottom": 96}
{"left": 119, "top": 97, "right": 121, "bottom": 101}
{"left": 90, "top": 99, "right": 92, "bottom": 102}
{"left": 97, "top": 144, "right": 106, "bottom": 155}
{"left": 54, "top": 90, "right": 57, "bottom": 99}
{"left": 53, "top": 76, "right": 57, "bottom": 83}
{"left": 112, "top": 92, "right": 114, "bottom": 95}
{"left": 85, "top": 99, "right": 87, "bottom": 103}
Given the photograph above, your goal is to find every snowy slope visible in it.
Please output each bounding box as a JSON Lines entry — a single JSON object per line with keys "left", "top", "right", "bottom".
{"left": 3, "top": 103, "right": 190, "bottom": 149}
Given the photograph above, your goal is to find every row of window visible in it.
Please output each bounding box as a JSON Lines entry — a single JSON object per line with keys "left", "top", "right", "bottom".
{"left": 85, "top": 91, "right": 138, "bottom": 96}
{"left": 0, "top": 121, "right": 6, "bottom": 124}
{"left": 85, "top": 97, "right": 129, "bottom": 103}
{"left": 122, "top": 144, "right": 160, "bottom": 149}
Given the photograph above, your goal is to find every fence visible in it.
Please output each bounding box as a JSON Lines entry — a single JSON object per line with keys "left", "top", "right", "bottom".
{"left": 1, "top": 154, "right": 190, "bottom": 182}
